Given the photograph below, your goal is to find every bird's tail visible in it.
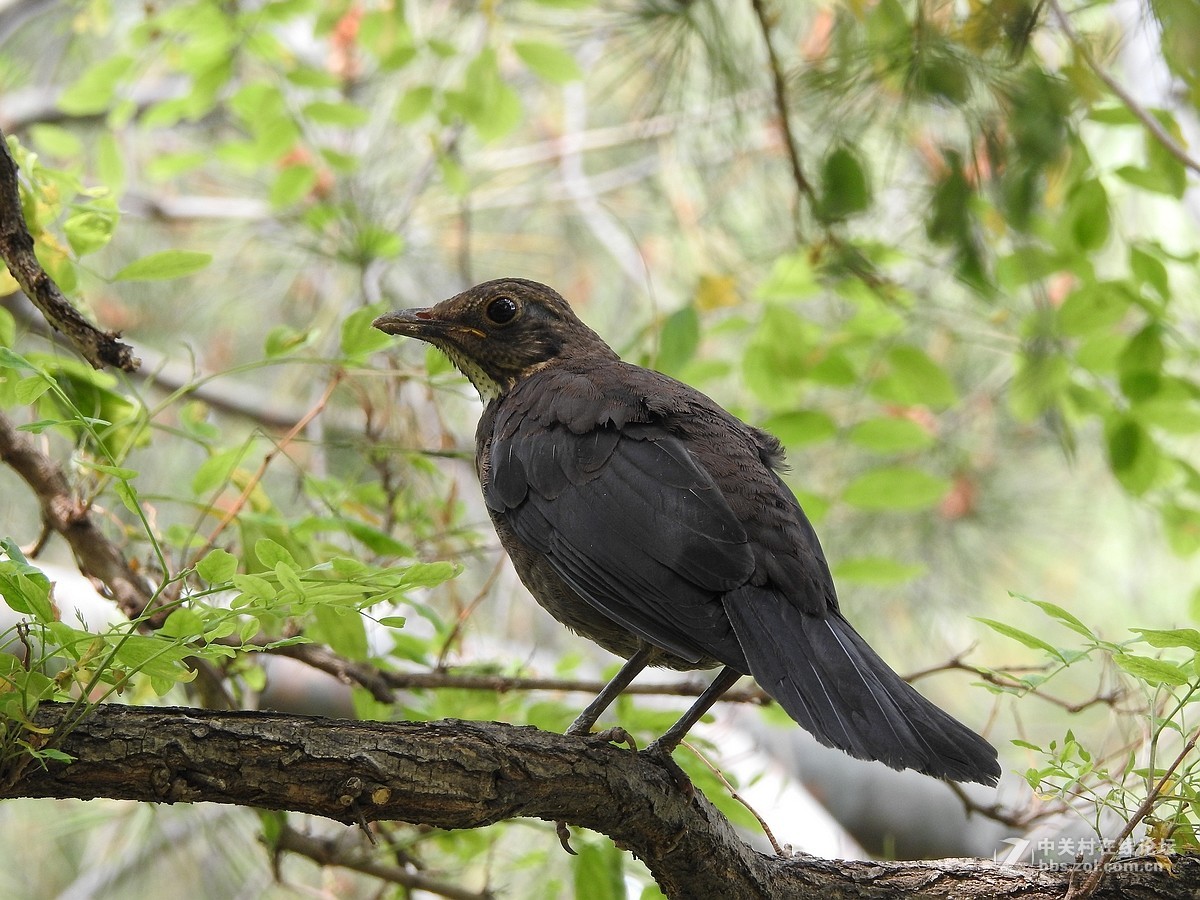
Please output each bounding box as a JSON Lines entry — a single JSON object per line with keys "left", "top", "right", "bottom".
{"left": 723, "top": 588, "right": 1001, "bottom": 785}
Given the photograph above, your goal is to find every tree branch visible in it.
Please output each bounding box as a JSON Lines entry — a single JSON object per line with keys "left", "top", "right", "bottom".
{"left": 274, "top": 823, "right": 494, "bottom": 900}
{"left": 0, "top": 410, "right": 155, "bottom": 621}
{"left": 0, "top": 127, "right": 138, "bottom": 371}
{"left": 750, "top": 0, "right": 815, "bottom": 240}
{"left": 1048, "top": 0, "right": 1200, "bottom": 176}
{"left": 5, "top": 703, "right": 1195, "bottom": 900}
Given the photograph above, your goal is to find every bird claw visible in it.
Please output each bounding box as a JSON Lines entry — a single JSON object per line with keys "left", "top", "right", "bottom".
{"left": 571, "top": 724, "right": 638, "bottom": 753}
{"left": 555, "top": 820, "right": 577, "bottom": 855}
{"left": 643, "top": 740, "right": 695, "bottom": 799}
{"left": 585, "top": 726, "right": 638, "bottom": 750}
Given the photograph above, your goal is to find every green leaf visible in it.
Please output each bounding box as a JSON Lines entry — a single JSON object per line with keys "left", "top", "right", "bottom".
{"left": 655, "top": 305, "right": 699, "bottom": 374}
{"left": 1131, "top": 245, "right": 1170, "bottom": 302}
{"left": 112, "top": 251, "right": 212, "bottom": 282}
{"left": 762, "top": 410, "right": 837, "bottom": 447}
{"left": 1057, "top": 281, "right": 1132, "bottom": 337}
{"left": 77, "top": 460, "right": 138, "bottom": 480}
{"left": 756, "top": 251, "right": 819, "bottom": 301}
{"left": 975, "top": 617, "right": 1068, "bottom": 662}
{"left": 232, "top": 573, "right": 277, "bottom": 601}
{"left": 1012, "top": 594, "right": 1095, "bottom": 639}
{"left": 0, "top": 306, "right": 14, "bottom": 348}
{"left": 145, "top": 150, "right": 209, "bottom": 181}
{"left": 1066, "top": 178, "right": 1110, "bottom": 251}
{"left": 312, "top": 604, "right": 368, "bottom": 659}
{"left": 399, "top": 561, "right": 459, "bottom": 589}
{"left": 1115, "top": 652, "right": 1190, "bottom": 686}
{"left": 193, "top": 444, "right": 254, "bottom": 496}
{"left": 256, "top": 538, "right": 297, "bottom": 569}
{"left": 1132, "top": 627, "right": 1200, "bottom": 652}
{"left": 110, "top": 634, "right": 195, "bottom": 682}
{"left": 378, "top": 616, "right": 407, "bottom": 628}
{"left": 832, "top": 556, "right": 925, "bottom": 585}
{"left": 64, "top": 206, "right": 119, "bottom": 257}
{"left": 0, "top": 347, "right": 35, "bottom": 371}
{"left": 395, "top": 86, "right": 435, "bottom": 123}
{"left": 514, "top": 40, "right": 583, "bottom": 84}
{"left": 847, "top": 417, "right": 935, "bottom": 452}
{"left": 870, "top": 345, "right": 958, "bottom": 409}
{"left": 302, "top": 100, "right": 370, "bottom": 127}
{"left": 57, "top": 54, "right": 134, "bottom": 115}
{"left": 270, "top": 165, "right": 317, "bottom": 207}
{"left": 842, "top": 466, "right": 950, "bottom": 510}
{"left": 446, "top": 49, "right": 522, "bottom": 142}
{"left": 14, "top": 375, "right": 50, "bottom": 405}
{"left": 817, "top": 145, "right": 870, "bottom": 222}
{"left": 572, "top": 837, "right": 625, "bottom": 900}
{"left": 1118, "top": 324, "right": 1165, "bottom": 401}
{"left": 341, "top": 305, "right": 392, "bottom": 361}
{"left": 1163, "top": 504, "right": 1200, "bottom": 555}
{"left": 29, "top": 124, "right": 84, "bottom": 158}
{"left": 159, "top": 608, "right": 205, "bottom": 641}
{"left": 275, "top": 560, "right": 304, "bottom": 597}
{"left": 196, "top": 548, "right": 238, "bottom": 583}
{"left": 264, "top": 324, "right": 315, "bottom": 358}
{"left": 343, "top": 521, "right": 412, "bottom": 556}
{"left": 1105, "top": 414, "right": 1161, "bottom": 495}
{"left": 0, "top": 566, "right": 54, "bottom": 622}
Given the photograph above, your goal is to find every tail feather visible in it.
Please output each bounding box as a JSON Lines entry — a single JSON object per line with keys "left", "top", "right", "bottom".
{"left": 723, "top": 588, "right": 1001, "bottom": 785}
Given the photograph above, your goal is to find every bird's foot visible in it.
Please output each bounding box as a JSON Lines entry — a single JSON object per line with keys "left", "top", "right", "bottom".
{"left": 555, "top": 820, "right": 577, "bottom": 855}
{"left": 643, "top": 739, "right": 695, "bottom": 799}
{"left": 586, "top": 726, "right": 638, "bottom": 750}
{"left": 567, "top": 724, "right": 639, "bottom": 751}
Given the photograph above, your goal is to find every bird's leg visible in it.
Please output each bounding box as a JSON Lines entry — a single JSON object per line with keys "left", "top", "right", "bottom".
{"left": 566, "top": 644, "right": 654, "bottom": 737}
{"left": 646, "top": 666, "right": 743, "bottom": 755}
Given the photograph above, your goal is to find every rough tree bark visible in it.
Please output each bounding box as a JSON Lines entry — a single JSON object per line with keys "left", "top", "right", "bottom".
{"left": 3, "top": 702, "right": 1196, "bottom": 899}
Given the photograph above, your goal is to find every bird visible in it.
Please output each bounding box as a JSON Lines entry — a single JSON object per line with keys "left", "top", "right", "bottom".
{"left": 374, "top": 278, "right": 1001, "bottom": 786}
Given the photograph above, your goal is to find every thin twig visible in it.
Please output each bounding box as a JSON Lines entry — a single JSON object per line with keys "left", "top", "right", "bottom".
{"left": 274, "top": 823, "right": 494, "bottom": 900}
{"left": 258, "top": 637, "right": 773, "bottom": 706}
{"left": 1048, "top": 0, "right": 1200, "bottom": 176}
{"left": 434, "top": 553, "right": 506, "bottom": 670}
{"left": 906, "top": 653, "right": 1122, "bottom": 713}
{"left": 683, "top": 739, "right": 787, "bottom": 856}
{"left": 193, "top": 370, "right": 344, "bottom": 564}
{"left": 750, "top": 0, "right": 815, "bottom": 241}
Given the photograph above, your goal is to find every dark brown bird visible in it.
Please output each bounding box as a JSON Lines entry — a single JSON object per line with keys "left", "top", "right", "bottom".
{"left": 374, "top": 278, "right": 1000, "bottom": 785}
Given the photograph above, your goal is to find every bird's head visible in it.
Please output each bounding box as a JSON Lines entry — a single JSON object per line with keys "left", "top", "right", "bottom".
{"left": 373, "top": 278, "right": 615, "bottom": 402}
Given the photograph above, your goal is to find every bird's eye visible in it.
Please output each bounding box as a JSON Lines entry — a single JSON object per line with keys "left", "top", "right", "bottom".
{"left": 485, "top": 296, "right": 518, "bottom": 324}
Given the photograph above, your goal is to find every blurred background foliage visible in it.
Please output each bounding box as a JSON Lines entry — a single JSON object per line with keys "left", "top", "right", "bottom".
{"left": 1, "top": 0, "right": 1200, "bottom": 896}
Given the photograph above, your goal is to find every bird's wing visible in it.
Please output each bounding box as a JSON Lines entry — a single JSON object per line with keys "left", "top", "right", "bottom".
{"left": 484, "top": 408, "right": 754, "bottom": 670}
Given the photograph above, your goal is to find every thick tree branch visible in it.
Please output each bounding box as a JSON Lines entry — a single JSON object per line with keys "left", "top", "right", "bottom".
{"left": 4, "top": 703, "right": 1195, "bottom": 900}
{"left": 0, "top": 410, "right": 155, "bottom": 620}
{"left": 0, "top": 127, "right": 138, "bottom": 371}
